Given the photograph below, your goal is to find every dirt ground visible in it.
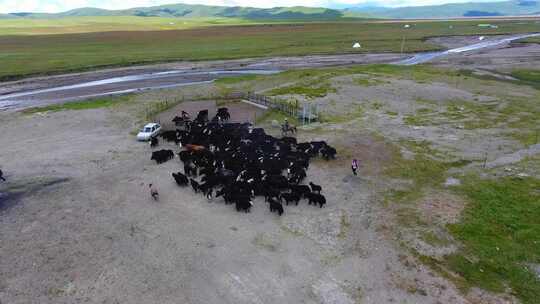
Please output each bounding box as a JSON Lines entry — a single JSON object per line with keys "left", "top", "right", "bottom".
{"left": 0, "top": 94, "right": 475, "bottom": 304}
{"left": 267, "top": 63, "right": 538, "bottom": 167}
{"left": 1, "top": 34, "right": 539, "bottom": 304}
{"left": 428, "top": 35, "right": 540, "bottom": 72}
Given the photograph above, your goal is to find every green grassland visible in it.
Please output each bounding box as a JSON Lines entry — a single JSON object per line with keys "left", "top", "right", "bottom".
{"left": 384, "top": 137, "right": 540, "bottom": 304}
{"left": 246, "top": 63, "right": 540, "bottom": 302}
{"left": 511, "top": 69, "right": 540, "bottom": 89}
{"left": 0, "top": 18, "right": 538, "bottom": 80}
{"left": 21, "top": 95, "right": 131, "bottom": 113}
{"left": 447, "top": 175, "right": 540, "bottom": 304}
{"left": 0, "top": 16, "right": 254, "bottom": 35}
{"left": 526, "top": 37, "right": 540, "bottom": 44}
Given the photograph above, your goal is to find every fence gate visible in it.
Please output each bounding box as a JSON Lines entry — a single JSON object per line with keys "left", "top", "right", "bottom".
{"left": 299, "top": 103, "right": 318, "bottom": 125}
{"left": 241, "top": 92, "right": 319, "bottom": 123}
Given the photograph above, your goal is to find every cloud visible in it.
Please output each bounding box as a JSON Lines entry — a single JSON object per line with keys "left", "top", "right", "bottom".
{"left": 0, "top": 0, "right": 509, "bottom": 14}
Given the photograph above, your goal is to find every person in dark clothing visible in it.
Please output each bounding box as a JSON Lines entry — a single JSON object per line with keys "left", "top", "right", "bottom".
{"left": 149, "top": 183, "right": 159, "bottom": 201}
{"left": 0, "top": 169, "right": 5, "bottom": 182}
{"left": 351, "top": 159, "right": 359, "bottom": 176}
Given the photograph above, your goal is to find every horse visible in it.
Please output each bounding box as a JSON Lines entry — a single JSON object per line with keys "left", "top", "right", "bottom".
{"left": 281, "top": 124, "right": 297, "bottom": 136}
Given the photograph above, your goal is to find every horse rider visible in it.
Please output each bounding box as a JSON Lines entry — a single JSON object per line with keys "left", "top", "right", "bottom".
{"left": 181, "top": 110, "right": 190, "bottom": 120}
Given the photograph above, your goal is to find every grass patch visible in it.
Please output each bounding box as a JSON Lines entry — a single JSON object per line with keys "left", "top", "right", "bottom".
{"left": 403, "top": 114, "right": 430, "bottom": 126}
{"left": 499, "top": 97, "right": 540, "bottom": 145}
{"left": 280, "top": 224, "right": 304, "bottom": 237}
{"left": 416, "top": 98, "right": 438, "bottom": 105}
{"left": 255, "top": 109, "right": 298, "bottom": 125}
{"left": 385, "top": 139, "right": 468, "bottom": 205}
{"left": 252, "top": 233, "right": 279, "bottom": 252}
{"left": 511, "top": 69, "right": 540, "bottom": 89}
{"left": 268, "top": 82, "right": 336, "bottom": 98}
{"left": 421, "top": 231, "right": 452, "bottom": 247}
{"left": 385, "top": 147, "right": 449, "bottom": 204}
{"left": 371, "top": 101, "right": 383, "bottom": 110}
{"left": 0, "top": 16, "right": 254, "bottom": 36}
{"left": 410, "top": 249, "right": 470, "bottom": 291}
{"left": 22, "top": 95, "right": 131, "bottom": 114}
{"left": 405, "top": 100, "right": 499, "bottom": 129}
{"left": 319, "top": 104, "right": 363, "bottom": 123}
{"left": 215, "top": 74, "right": 258, "bottom": 85}
{"left": 403, "top": 99, "right": 501, "bottom": 129}
{"left": 338, "top": 212, "right": 351, "bottom": 239}
{"left": 354, "top": 77, "right": 387, "bottom": 87}
{"left": 410, "top": 176, "right": 540, "bottom": 303}
{"left": 443, "top": 176, "right": 540, "bottom": 303}
{"left": 142, "top": 99, "right": 185, "bottom": 121}
{"left": 403, "top": 108, "right": 437, "bottom": 126}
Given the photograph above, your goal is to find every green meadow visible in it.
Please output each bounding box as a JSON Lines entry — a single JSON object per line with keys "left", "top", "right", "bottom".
{"left": 0, "top": 18, "right": 539, "bottom": 80}
{"left": 0, "top": 16, "right": 255, "bottom": 35}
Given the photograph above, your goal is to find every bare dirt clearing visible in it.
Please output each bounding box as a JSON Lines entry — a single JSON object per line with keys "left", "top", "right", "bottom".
{"left": 430, "top": 35, "right": 540, "bottom": 71}
{"left": 0, "top": 99, "right": 470, "bottom": 304}
{"left": 2, "top": 40, "right": 540, "bottom": 303}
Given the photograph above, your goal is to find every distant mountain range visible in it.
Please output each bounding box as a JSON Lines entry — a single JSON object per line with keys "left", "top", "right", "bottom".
{"left": 2, "top": 1, "right": 539, "bottom": 20}
{"left": 344, "top": 0, "right": 540, "bottom": 18}
{"left": 2, "top": 4, "right": 343, "bottom": 20}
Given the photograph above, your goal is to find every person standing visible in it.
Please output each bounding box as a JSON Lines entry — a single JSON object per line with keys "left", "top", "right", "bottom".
{"left": 351, "top": 159, "right": 359, "bottom": 176}
{"left": 0, "top": 169, "right": 5, "bottom": 182}
{"left": 149, "top": 183, "right": 159, "bottom": 201}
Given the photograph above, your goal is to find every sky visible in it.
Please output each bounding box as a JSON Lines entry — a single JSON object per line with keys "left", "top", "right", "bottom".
{"left": 0, "top": 0, "right": 507, "bottom": 14}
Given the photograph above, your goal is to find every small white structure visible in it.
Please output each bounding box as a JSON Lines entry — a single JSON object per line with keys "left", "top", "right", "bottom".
{"left": 352, "top": 42, "right": 361, "bottom": 48}
{"left": 479, "top": 36, "right": 485, "bottom": 41}
{"left": 404, "top": 24, "right": 411, "bottom": 28}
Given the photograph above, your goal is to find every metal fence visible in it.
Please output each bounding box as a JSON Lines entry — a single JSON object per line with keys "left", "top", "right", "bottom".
{"left": 153, "top": 91, "right": 318, "bottom": 124}
{"left": 241, "top": 92, "right": 299, "bottom": 117}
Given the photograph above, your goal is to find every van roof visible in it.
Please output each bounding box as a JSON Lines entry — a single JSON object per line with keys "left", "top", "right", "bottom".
{"left": 144, "top": 123, "right": 159, "bottom": 128}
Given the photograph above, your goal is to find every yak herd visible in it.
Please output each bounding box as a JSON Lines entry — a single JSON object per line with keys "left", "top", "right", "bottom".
{"left": 150, "top": 107, "right": 336, "bottom": 216}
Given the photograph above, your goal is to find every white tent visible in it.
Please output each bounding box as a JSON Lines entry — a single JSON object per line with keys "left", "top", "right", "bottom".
{"left": 353, "top": 42, "right": 361, "bottom": 48}
{"left": 404, "top": 24, "right": 411, "bottom": 28}
{"left": 479, "top": 36, "right": 485, "bottom": 41}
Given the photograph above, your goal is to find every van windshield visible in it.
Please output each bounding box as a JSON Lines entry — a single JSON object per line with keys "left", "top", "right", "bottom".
{"left": 143, "top": 127, "right": 152, "bottom": 132}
